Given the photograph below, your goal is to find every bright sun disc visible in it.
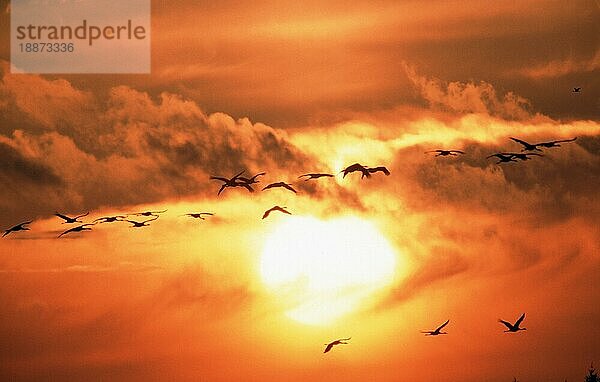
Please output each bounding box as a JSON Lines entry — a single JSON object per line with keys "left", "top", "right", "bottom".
{"left": 260, "top": 216, "right": 398, "bottom": 325}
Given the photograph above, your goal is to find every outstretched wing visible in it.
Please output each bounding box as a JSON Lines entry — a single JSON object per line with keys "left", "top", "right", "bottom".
{"left": 450, "top": 150, "right": 465, "bottom": 154}
{"left": 547, "top": 137, "right": 577, "bottom": 144}
{"left": 75, "top": 211, "right": 89, "bottom": 219}
{"left": 498, "top": 319, "right": 513, "bottom": 329}
{"left": 323, "top": 343, "right": 334, "bottom": 353}
{"left": 262, "top": 208, "right": 273, "bottom": 219}
{"left": 210, "top": 176, "right": 229, "bottom": 183}
{"left": 231, "top": 170, "right": 246, "bottom": 181}
{"left": 509, "top": 137, "right": 533, "bottom": 148}
{"left": 54, "top": 212, "right": 71, "bottom": 221}
{"left": 515, "top": 313, "right": 525, "bottom": 327}
{"left": 369, "top": 166, "right": 390, "bottom": 175}
{"left": 436, "top": 320, "right": 450, "bottom": 332}
{"left": 283, "top": 184, "right": 297, "bottom": 193}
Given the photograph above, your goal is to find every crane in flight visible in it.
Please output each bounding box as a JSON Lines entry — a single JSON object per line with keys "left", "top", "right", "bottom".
{"left": 341, "top": 163, "right": 370, "bottom": 178}
{"left": 298, "top": 173, "right": 334, "bottom": 180}
{"left": 58, "top": 223, "right": 95, "bottom": 238}
{"left": 126, "top": 216, "right": 159, "bottom": 228}
{"left": 210, "top": 170, "right": 254, "bottom": 195}
{"left": 500, "top": 152, "right": 543, "bottom": 161}
{"left": 93, "top": 215, "right": 126, "bottom": 224}
{"left": 499, "top": 313, "right": 527, "bottom": 333}
{"left": 487, "top": 153, "right": 518, "bottom": 164}
{"left": 262, "top": 206, "right": 291, "bottom": 219}
{"left": 129, "top": 209, "right": 167, "bottom": 217}
{"left": 262, "top": 182, "right": 297, "bottom": 194}
{"left": 425, "top": 150, "right": 465, "bottom": 157}
{"left": 181, "top": 212, "right": 214, "bottom": 220}
{"left": 421, "top": 320, "right": 450, "bottom": 336}
{"left": 55, "top": 211, "right": 89, "bottom": 224}
{"left": 3, "top": 220, "right": 33, "bottom": 238}
{"left": 510, "top": 137, "right": 542, "bottom": 152}
{"left": 324, "top": 338, "right": 351, "bottom": 353}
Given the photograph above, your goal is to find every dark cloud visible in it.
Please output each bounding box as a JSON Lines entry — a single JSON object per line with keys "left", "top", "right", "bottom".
{"left": 0, "top": 69, "right": 320, "bottom": 227}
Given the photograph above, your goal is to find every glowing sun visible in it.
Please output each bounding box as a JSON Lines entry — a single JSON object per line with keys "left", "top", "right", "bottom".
{"left": 260, "top": 216, "right": 398, "bottom": 325}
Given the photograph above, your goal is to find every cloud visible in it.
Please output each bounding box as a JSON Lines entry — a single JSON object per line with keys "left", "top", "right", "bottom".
{"left": 404, "top": 63, "right": 540, "bottom": 120}
{"left": 0, "top": 66, "right": 319, "bottom": 227}
{"left": 514, "top": 49, "right": 600, "bottom": 79}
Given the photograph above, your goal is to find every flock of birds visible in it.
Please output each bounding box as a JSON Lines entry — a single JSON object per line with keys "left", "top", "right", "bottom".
{"left": 1, "top": 162, "right": 393, "bottom": 238}
{"left": 427, "top": 136, "right": 577, "bottom": 164}
{"left": 1, "top": 134, "right": 578, "bottom": 355}
{"left": 324, "top": 313, "right": 526, "bottom": 353}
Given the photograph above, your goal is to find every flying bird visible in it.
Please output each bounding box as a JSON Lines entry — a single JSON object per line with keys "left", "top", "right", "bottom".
{"left": 93, "top": 215, "right": 126, "bottom": 223}
{"left": 487, "top": 153, "right": 518, "bottom": 164}
{"left": 367, "top": 166, "right": 390, "bottom": 176}
{"left": 126, "top": 216, "right": 159, "bottom": 228}
{"left": 499, "top": 313, "right": 527, "bottom": 333}
{"left": 536, "top": 137, "right": 577, "bottom": 148}
{"left": 130, "top": 209, "right": 167, "bottom": 217}
{"left": 3, "top": 220, "right": 33, "bottom": 238}
{"left": 500, "top": 152, "right": 543, "bottom": 161}
{"left": 573, "top": 87, "right": 581, "bottom": 92}
{"left": 182, "top": 212, "right": 214, "bottom": 220}
{"left": 298, "top": 173, "right": 334, "bottom": 180}
{"left": 425, "top": 150, "right": 465, "bottom": 157}
{"left": 262, "top": 182, "right": 297, "bottom": 193}
{"left": 341, "top": 163, "right": 370, "bottom": 178}
{"left": 509, "top": 137, "right": 542, "bottom": 152}
{"left": 210, "top": 170, "right": 253, "bottom": 195}
{"left": 262, "top": 206, "right": 291, "bottom": 219}
{"left": 58, "top": 223, "right": 95, "bottom": 238}
{"left": 421, "top": 320, "right": 450, "bottom": 336}
{"left": 55, "top": 211, "right": 89, "bottom": 224}
{"left": 324, "top": 338, "right": 351, "bottom": 353}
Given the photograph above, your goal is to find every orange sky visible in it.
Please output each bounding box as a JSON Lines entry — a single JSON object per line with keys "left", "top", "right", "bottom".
{"left": 1, "top": 1, "right": 600, "bottom": 381}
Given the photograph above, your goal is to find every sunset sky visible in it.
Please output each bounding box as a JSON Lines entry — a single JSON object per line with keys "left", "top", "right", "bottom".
{"left": 1, "top": 1, "right": 599, "bottom": 381}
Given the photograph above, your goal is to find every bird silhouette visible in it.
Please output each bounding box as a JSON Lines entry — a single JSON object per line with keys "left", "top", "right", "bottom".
{"left": 324, "top": 338, "right": 351, "bottom": 353}
{"left": 298, "top": 173, "right": 334, "bottom": 180}
{"left": 341, "top": 163, "right": 370, "bottom": 178}
{"left": 262, "top": 182, "right": 297, "bottom": 193}
{"left": 93, "top": 215, "right": 126, "bottom": 223}
{"left": 425, "top": 150, "right": 465, "bottom": 157}
{"left": 510, "top": 137, "right": 543, "bottom": 152}
{"left": 536, "top": 137, "right": 577, "bottom": 148}
{"left": 367, "top": 166, "right": 391, "bottom": 176}
{"left": 487, "top": 153, "right": 518, "bottom": 164}
{"left": 130, "top": 209, "right": 167, "bottom": 217}
{"left": 55, "top": 212, "right": 89, "bottom": 224}
{"left": 499, "top": 313, "right": 526, "bottom": 333}
{"left": 182, "top": 212, "right": 214, "bottom": 220}
{"left": 126, "top": 216, "right": 159, "bottom": 228}
{"left": 421, "top": 320, "right": 450, "bottom": 336}
{"left": 3, "top": 220, "right": 33, "bottom": 238}
{"left": 500, "top": 152, "right": 543, "bottom": 161}
{"left": 573, "top": 87, "right": 581, "bottom": 92}
{"left": 58, "top": 223, "right": 95, "bottom": 238}
{"left": 262, "top": 206, "right": 291, "bottom": 219}
{"left": 210, "top": 170, "right": 254, "bottom": 195}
